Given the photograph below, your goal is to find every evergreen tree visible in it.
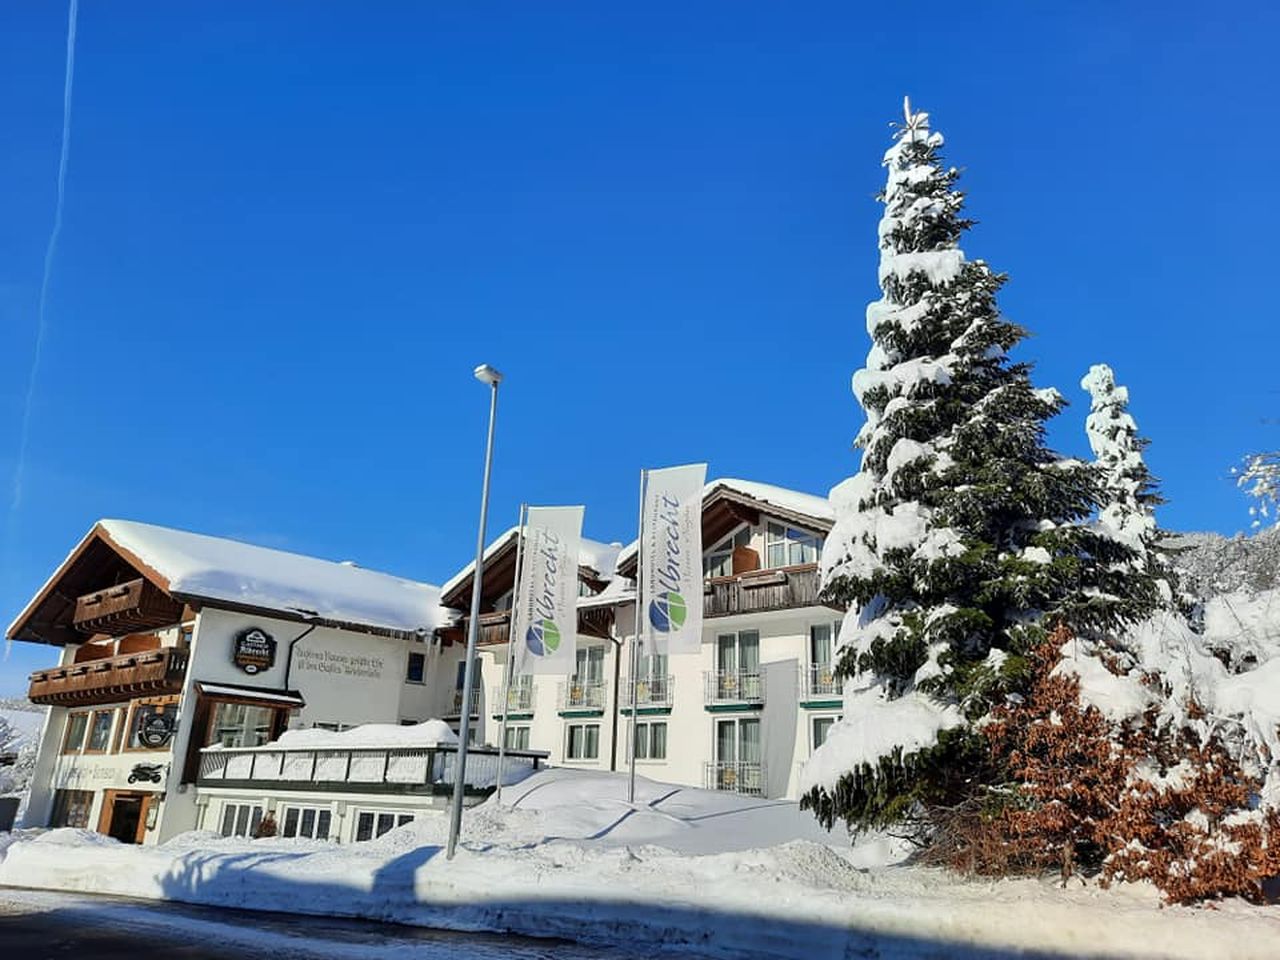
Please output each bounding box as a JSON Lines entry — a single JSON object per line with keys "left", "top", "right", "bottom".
{"left": 802, "top": 101, "right": 1162, "bottom": 834}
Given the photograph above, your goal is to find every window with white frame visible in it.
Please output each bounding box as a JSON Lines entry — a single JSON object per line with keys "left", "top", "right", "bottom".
{"left": 704, "top": 527, "right": 750, "bottom": 578}
{"left": 811, "top": 715, "right": 839, "bottom": 751}
{"left": 354, "top": 810, "right": 414, "bottom": 842}
{"left": 282, "top": 805, "right": 332, "bottom": 840}
{"left": 716, "top": 717, "right": 761, "bottom": 765}
{"left": 574, "top": 646, "right": 605, "bottom": 684}
{"left": 504, "top": 725, "right": 531, "bottom": 750}
{"left": 566, "top": 723, "right": 599, "bottom": 760}
{"left": 633, "top": 721, "right": 667, "bottom": 761}
{"left": 765, "top": 522, "right": 822, "bottom": 568}
{"left": 219, "top": 802, "right": 264, "bottom": 838}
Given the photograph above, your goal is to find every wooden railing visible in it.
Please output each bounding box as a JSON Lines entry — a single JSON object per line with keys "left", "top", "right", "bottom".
{"left": 197, "top": 742, "right": 547, "bottom": 796}
{"left": 28, "top": 647, "right": 189, "bottom": 707}
{"left": 703, "top": 564, "right": 833, "bottom": 618}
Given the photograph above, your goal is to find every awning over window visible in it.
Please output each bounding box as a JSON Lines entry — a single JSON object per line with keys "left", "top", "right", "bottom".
{"left": 195, "top": 682, "right": 306, "bottom": 708}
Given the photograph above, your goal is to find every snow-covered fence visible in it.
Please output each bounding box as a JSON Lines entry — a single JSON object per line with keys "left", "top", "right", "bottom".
{"left": 198, "top": 742, "right": 547, "bottom": 795}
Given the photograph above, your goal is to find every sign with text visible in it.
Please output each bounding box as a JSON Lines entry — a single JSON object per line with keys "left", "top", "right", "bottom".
{"left": 511, "top": 505, "right": 585, "bottom": 677}
{"left": 233, "top": 627, "right": 276, "bottom": 675}
{"left": 640, "top": 464, "right": 706, "bottom": 656}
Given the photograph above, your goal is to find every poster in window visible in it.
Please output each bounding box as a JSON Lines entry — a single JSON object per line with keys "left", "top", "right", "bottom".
{"left": 233, "top": 627, "right": 276, "bottom": 675}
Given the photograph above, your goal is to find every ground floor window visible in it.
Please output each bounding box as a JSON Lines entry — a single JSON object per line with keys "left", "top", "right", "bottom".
{"left": 85, "top": 710, "right": 115, "bottom": 753}
{"left": 62, "top": 713, "right": 89, "bottom": 753}
{"left": 208, "top": 702, "right": 276, "bottom": 748}
{"left": 219, "top": 802, "right": 264, "bottom": 838}
{"left": 504, "top": 725, "right": 530, "bottom": 750}
{"left": 811, "top": 715, "right": 839, "bottom": 751}
{"left": 127, "top": 698, "right": 181, "bottom": 751}
{"left": 282, "top": 805, "right": 332, "bottom": 840}
{"left": 715, "top": 717, "right": 761, "bottom": 765}
{"left": 50, "top": 789, "right": 93, "bottom": 828}
{"left": 633, "top": 721, "right": 667, "bottom": 760}
{"left": 354, "top": 810, "right": 414, "bottom": 842}
{"left": 566, "top": 723, "right": 599, "bottom": 760}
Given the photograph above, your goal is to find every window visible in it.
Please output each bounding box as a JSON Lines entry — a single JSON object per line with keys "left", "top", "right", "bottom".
{"left": 577, "top": 579, "right": 599, "bottom": 598}
{"left": 566, "top": 723, "right": 599, "bottom": 760}
{"left": 85, "top": 710, "right": 114, "bottom": 752}
{"left": 634, "top": 721, "right": 667, "bottom": 761}
{"left": 282, "top": 805, "right": 332, "bottom": 840}
{"left": 219, "top": 802, "right": 264, "bottom": 838}
{"left": 178, "top": 623, "right": 195, "bottom": 647}
{"left": 504, "top": 725, "right": 531, "bottom": 750}
{"left": 50, "top": 789, "right": 93, "bottom": 828}
{"left": 716, "top": 717, "right": 761, "bottom": 764}
{"left": 207, "top": 702, "right": 275, "bottom": 748}
{"left": 704, "top": 527, "right": 750, "bottom": 578}
{"left": 354, "top": 810, "right": 414, "bottom": 842}
{"left": 812, "top": 716, "right": 838, "bottom": 751}
{"left": 574, "top": 646, "right": 605, "bottom": 684}
{"left": 765, "top": 523, "right": 822, "bottom": 568}
{"left": 716, "top": 631, "right": 760, "bottom": 674}
{"left": 62, "top": 713, "right": 89, "bottom": 753}
{"left": 448, "top": 722, "right": 479, "bottom": 745}
{"left": 312, "top": 721, "right": 354, "bottom": 732}
{"left": 127, "top": 700, "right": 180, "bottom": 750}
{"left": 406, "top": 651, "right": 426, "bottom": 684}
{"left": 807, "top": 621, "right": 842, "bottom": 697}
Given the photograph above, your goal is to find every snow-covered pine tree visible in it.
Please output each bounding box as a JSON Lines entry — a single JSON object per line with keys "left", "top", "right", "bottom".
{"left": 801, "top": 101, "right": 1163, "bottom": 834}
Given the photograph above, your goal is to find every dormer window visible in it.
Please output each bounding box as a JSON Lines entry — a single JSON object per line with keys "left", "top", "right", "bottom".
{"left": 704, "top": 528, "right": 750, "bottom": 578}
{"left": 765, "top": 523, "right": 822, "bottom": 568}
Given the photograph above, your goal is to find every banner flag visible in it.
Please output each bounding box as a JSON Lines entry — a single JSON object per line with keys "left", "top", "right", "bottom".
{"left": 640, "top": 463, "right": 706, "bottom": 656}
{"left": 510, "top": 505, "right": 585, "bottom": 676}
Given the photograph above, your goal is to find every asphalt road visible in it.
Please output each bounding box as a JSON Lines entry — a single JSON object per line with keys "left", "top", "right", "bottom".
{"left": 0, "top": 887, "right": 652, "bottom": 960}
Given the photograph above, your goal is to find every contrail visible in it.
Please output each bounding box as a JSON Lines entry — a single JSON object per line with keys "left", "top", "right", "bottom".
{"left": 11, "top": 0, "right": 79, "bottom": 512}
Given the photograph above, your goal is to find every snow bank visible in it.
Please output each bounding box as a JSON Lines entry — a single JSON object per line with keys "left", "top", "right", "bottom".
{"left": 3, "top": 767, "right": 1278, "bottom": 959}
{"left": 271, "top": 720, "right": 459, "bottom": 751}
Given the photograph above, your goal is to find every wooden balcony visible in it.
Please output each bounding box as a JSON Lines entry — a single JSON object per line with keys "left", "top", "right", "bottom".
{"left": 28, "top": 647, "right": 189, "bottom": 707}
{"left": 703, "top": 564, "right": 836, "bottom": 619}
{"left": 73, "top": 577, "right": 184, "bottom": 637}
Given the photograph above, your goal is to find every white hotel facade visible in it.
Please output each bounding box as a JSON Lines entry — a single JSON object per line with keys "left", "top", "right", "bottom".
{"left": 7, "top": 479, "right": 845, "bottom": 846}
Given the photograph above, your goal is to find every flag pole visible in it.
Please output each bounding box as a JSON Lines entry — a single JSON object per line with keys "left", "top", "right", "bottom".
{"left": 628, "top": 468, "right": 647, "bottom": 806}
{"left": 495, "top": 502, "right": 528, "bottom": 805}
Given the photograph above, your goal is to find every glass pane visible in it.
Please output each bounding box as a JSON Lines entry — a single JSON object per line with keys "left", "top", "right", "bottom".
{"left": 356, "top": 813, "right": 374, "bottom": 842}
{"left": 810, "top": 625, "right": 832, "bottom": 666}
{"left": 716, "top": 720, "right": 736, "bottom": 763}
{"left": 283, "top": 808, "right": 299, "bottom": 838}
{"left": 235, "top": 805, "right": 250, "bottom": 837}
{"left": 585, "top": 725, "right": 599, "bottom": 759}
{"left": 316, "top": 811, "right": 332, "bottom": 840}
{"left": 587, "top": 647, "right": 604, "bottom": 681}
{"left": 739, "top": 632, "right": 760, "bottom": 671}
{"left": 221, "top": 806, "right": 236, "bottom": 837}
{"left": 88, "top": 712, "right": 113, "bottom": 751}
{"left": 767, "top": 523, "right": 784, "bottom": 540}
{"left": 635, "top": 724, "right": 649, "bottom": 760}
{"left": 249, "top": 807, "right": 263, "bottom": 837}
{"left": 813, "top": 717, "right": 835, "bottom": 749}
{"left": 741, "top": 720, "right": 761, "bottom": 763}
{"left": 301, "top": 809, "right": 316, "bottom": 837}
{"left": 651, "top": 723, "right": 667, "bottom": 760}
{"left": 767, "top": 544, "right": 785, "bottom": 568}
{"left": 398, "top": 814, "right": 414, "bottom": 826}
{"left": 65, "top": 714, "right": 87, "bottom": 751}
{"left": 717, "top": 635, "right": 736, "bottom": 672}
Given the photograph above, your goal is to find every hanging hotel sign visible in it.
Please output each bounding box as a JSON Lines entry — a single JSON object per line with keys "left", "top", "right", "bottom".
{"left": 137, "top": 713, "right": 175, "bottom": 749}
{"left": 233, "top": 627, "right": 276, "bottom": 675}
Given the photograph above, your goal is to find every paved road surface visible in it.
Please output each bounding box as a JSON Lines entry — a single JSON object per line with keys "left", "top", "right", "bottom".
{"left": 0, "top": 887, "right": 654, "bottom": 960}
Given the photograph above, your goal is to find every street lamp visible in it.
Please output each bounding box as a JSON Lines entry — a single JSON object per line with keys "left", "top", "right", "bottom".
{"left": 446, "top": 362, "right": 504, "bottom": 860}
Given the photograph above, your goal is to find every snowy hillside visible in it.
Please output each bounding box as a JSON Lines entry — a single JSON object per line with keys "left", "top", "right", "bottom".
{"left": 0, "top": 700, "right": 45, "bottom": 802}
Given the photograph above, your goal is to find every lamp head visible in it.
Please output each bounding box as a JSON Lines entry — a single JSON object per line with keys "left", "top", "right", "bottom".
{"left": 474, "top": 364, "right": 503, "bottom": 386}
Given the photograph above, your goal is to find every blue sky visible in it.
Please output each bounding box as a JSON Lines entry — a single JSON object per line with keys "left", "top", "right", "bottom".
{"left": 2, "top": 2, "right": 1276, "bottom": 694}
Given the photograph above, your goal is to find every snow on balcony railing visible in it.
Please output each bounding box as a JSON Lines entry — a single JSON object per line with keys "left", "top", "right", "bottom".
{"left": 491, "top": 681, "right": 535, "bottom": 714}
{"left": 703, "top": 761, "right": 765, "bottom": 796}
{"left": 622, "top": 674, "right": 675, "bottom": 708}
{"left": 703, "top": 671, "right": 764, "bottom": 705}
{"left": 800, "top": 663, "right": 843, "bottom": 701}
{"left": 198, "top": 742, "right": 547, "bottom": 793}
{"left": 557, "top": 678, "right": 606, "bottom": 712}
{"left": 449, "top": 685, "right": 482, "bottom": 717}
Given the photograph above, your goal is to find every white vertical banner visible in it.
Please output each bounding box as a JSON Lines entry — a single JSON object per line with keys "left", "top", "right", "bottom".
{"left": 510, "top": 505, "right": 584, "bottom": 676}
{"left": 640, "top": 463, "right": 706, "bottom": 656}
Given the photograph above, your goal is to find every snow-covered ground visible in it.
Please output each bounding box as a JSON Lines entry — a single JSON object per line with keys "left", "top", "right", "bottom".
{"left": 3, "top": 767, "right": 1280, "bottom": 959}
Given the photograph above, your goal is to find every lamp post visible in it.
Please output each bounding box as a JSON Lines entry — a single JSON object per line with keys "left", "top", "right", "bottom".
{"left": 446, "top": 362, "right": 503, "bottom": 861}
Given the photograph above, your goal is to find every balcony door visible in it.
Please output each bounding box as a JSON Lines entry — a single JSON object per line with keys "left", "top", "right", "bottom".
{"left": 716, "top": 630, "right": 759, "bottom": 699}
{"left": 574, "top": 646, "right": 604, "bottom": 684}
{"left": 715, "top": 717, "right": 761, "bottom": 792}
{"left": 808, "top": 621, "right": 840, "bottom": 696}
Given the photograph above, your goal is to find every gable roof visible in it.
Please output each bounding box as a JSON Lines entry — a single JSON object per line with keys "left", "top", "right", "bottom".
{"left": 615, "top": 477, "right": 834, "bottom": 574}
{"left": 8, "top": 519, "right": 449, "bottom": 644}
{"left": 439, "top": 525, "right": 623, "bottom": 610}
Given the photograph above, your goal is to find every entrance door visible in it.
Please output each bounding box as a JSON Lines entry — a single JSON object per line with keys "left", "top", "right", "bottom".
{"left": 99, "top": 791, "right": 150, "bottom": 844}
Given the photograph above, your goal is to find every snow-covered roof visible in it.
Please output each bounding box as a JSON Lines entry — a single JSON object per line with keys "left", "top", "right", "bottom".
{"left": 93, "top": 519, "right": 449, "bottom": 636}
{"left": 440, "top": 526, "right": 622, "bottom": 599}
{"left": 269, "top": 719, "right": 459, "bottom": 751}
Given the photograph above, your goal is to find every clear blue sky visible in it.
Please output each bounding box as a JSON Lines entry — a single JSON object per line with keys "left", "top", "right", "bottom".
{"left": 2, "top": 2, "right": 1276, "bottom": 694}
